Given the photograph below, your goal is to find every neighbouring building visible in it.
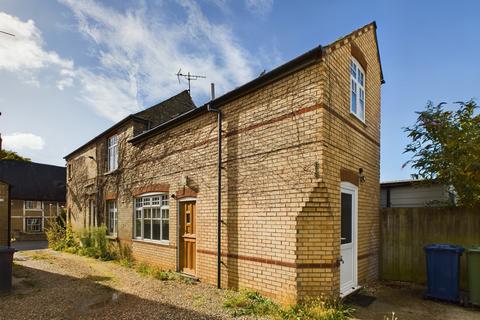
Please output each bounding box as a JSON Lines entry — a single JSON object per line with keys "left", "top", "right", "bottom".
{"left": 66, "top": 22, "right": 384, "bottom": 302}
{"left": 0, "top": 160, "right": 66, "bottom": 241}
{"left": 0, "top": 180, "right": 10, "bottom": 246}
{"left": 381, "top": 179, "right": 455, "bottom": 208}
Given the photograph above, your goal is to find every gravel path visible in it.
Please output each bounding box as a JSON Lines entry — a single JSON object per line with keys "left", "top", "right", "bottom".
{"left": 0, "top": 250, "right": 240, "bottom": 320}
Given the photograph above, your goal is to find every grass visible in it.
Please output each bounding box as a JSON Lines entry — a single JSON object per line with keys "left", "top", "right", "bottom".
{"left": 30, "top": 252, "right": 52, "bottom": 261}
{"left": 224, "top": 290, "right": 280, "bottom": 317}
{"left": 135, "top": 263, "right": 177, "bottom": 281}
{"left": 224, "top": 290, "right": 355, "bottom": 320}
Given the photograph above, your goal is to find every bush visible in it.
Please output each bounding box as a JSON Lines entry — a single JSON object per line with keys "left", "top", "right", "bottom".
{"left": 45, "top": 213, "right": 77, "bottom": 252}
{"left": 224, "top": 290, "right": 280, "bottom": 317}
{"left": 46, "top": 218, "right": 116, "bottom": 261}
{"left": 76, "top": 226, "right": 115, "bottom": 260}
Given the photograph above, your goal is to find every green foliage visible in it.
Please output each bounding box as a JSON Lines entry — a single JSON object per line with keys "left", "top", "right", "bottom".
{"left": 77, "top": 226, "right": 114, "bottom": 260}
{"left": 224, "top": 291, "right": 354, "bottom": 320}
{"left": 404, "top": 100, "right": 480, "bottom": 207}
{"left": 224, "top": 290, "right": 280, "bottom": 317}
{"left": 0, "top": 149, "right": 30, "bottom": 161}
{"left": 114, "top": 244, "right": 134, "bottom": 268}
{"left": 135, "top": 263, "right": 177, "bottom": 281}
{"left": 45, "top": 215, "right": 77, "bottom": 252}
{"left": 46, "top": 219, "right": 116, "bottom": 260}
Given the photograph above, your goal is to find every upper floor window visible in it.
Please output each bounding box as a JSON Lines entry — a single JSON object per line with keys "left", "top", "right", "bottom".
{"left": 107, "top": 200, "right": 118, "bottom": 236}
{"left": 134, "top": 194, "right": 169, "bottom": 243}
{"left": 107, "top": 135, "right": 118, "bottom": 172}
{"left": 25, "top": 200, "right": 42, "bottom": 210}
{"left": 350, "top": 58, "right": 365, "bottom": 121}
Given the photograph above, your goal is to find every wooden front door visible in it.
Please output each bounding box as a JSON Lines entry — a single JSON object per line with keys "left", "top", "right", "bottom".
{"left": 180, "top": 201, "right": 196, "bottom": 275}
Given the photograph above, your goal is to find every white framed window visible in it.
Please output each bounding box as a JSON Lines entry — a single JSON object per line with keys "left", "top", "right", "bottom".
{"left": 134, "top": 194, "right": 169, "bottom": 243}
{"left": 25, "top": 218, "right": 42, "bottom": 233}
{"left": 107, "top": 135, "right": 118, "bottom": 172}
{"left": 350, "top": 58, "right": 365, "bottom": 121}
{"left": 107, "top": 200, "right": 118, "bottom": 236}
{"left": 25, "top": 200, "right": 43, "bottom": 210}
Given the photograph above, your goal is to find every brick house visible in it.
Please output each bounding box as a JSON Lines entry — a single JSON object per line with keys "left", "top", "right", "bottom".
{"left": 0, "top": 180, "right": 10, "bottom": 246}
{"left": 0, "top": 160, "right": 66, "bottom": 241}
{"left": 66, "top": 22, "right": 384, "bottom": 302}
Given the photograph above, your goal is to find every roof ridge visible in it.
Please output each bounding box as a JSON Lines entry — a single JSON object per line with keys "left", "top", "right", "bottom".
{"left": 133, "top": 90, "right": 191, "bottom": 117}
{"left": 0, "top": 159, "right": 65, "bottom": 168}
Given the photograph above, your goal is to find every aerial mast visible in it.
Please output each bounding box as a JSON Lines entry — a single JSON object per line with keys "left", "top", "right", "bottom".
{"left": 176, "top": 69, "right": 206, "bottom": 95}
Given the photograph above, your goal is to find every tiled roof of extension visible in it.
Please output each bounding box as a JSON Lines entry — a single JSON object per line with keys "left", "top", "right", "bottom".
{"left": 64, "top": 90, "right": 196, "bottom": 159}
{"left": 0, "top": 160, "right": 66, "bottom": 202}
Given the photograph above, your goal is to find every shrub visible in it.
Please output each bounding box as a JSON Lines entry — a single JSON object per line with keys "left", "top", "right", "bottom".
{"left": 224, "top": 290, "right": 280, "bottom": 317}
{"left": 45, "top": 213, "right": 77, "bottom": 252}
{"left": 76, "top": 226, "right": 115, "bottom": 260}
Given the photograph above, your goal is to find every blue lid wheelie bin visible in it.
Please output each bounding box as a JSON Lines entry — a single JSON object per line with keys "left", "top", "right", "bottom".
{"left": 424, "top": 244, "right": 464, "bottom": 302}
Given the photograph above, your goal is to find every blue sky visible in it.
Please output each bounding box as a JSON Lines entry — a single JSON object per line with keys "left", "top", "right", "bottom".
{"left": 0, "top": 1, "right": 478, "bottom": 181}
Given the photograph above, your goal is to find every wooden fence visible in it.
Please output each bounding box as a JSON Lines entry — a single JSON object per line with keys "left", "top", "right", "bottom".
{"left": 381, "top": 207, "right": 480, "bottom": 288}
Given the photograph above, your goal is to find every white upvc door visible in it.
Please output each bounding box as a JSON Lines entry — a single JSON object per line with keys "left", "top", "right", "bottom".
{"left": 340, "top": 182, "right": 358, "bottom": 296}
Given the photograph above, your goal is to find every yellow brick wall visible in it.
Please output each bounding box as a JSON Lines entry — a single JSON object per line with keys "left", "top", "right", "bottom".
{"left": 66, "top": 23, "right": 382, "bottom": 302}
{"left": 306, "top": 23, "right": 381, "bottom": 296}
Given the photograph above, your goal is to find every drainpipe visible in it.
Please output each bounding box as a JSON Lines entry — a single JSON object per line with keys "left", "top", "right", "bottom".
{"left": 207, "top": 83, "right": 222, "bottom": 289}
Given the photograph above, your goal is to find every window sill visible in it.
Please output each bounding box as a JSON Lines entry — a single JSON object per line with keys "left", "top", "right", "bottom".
{"left": 132, "top": 238, "right": 171, "bottom": 247}
{"left": 104, "top": 169, "right": 119, "bottom": 176}
{"left": 349, "top": 111, "right": 367, "bottom": 127}
{"left": 106, "top": 235, "right": 118, "bottom": 240}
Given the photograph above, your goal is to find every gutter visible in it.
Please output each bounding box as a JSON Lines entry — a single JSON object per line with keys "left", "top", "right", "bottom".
{"left": 129, "top": 45, "right": 323, "bottom": 144}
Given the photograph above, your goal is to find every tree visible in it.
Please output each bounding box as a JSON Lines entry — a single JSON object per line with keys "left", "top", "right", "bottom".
{"left": 0, "top": 149, "right": 31, "bottom": 161}
{"left": 404, "top": 100, "right": 480, "bottom": 206}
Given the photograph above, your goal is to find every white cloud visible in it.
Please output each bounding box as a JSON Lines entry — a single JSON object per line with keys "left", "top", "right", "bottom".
{"left": 1, "top": 2, "right": 273, "bottom": 123}
{"left": 245, "top": 0, "right": 273, "bottom": 16}
{"left": 0, "top": 12, "right": 74, "bottom": 89}
{"left": 59, "top": 0, "right": 257, "bottom": 121}
{"left": 3, "top": 133, "right": 45, "bottom": 151}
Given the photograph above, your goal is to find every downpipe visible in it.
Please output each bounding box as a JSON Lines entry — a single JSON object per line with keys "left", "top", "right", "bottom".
{"left": 207, "top": 83, "right": 222, "bottom": 289}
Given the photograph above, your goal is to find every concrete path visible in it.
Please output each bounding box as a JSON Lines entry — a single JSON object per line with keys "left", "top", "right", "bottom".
{"left": 354, "top": 282, "right": 480, "bottom": 320}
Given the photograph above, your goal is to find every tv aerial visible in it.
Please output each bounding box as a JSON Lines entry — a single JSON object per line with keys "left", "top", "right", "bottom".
{"left": 176, "top": 68, "right": 206, "bottom": 94}
{"left": 0, "top": 31, "right": 15, "bottom": 37}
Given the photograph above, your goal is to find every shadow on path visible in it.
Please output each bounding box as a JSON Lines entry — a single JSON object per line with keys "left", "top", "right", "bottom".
{"left": 12, "top": 240, "right": 48, "bottom": 251}
{"left": 0, "top": 263, "right": 223, "bottom": 320}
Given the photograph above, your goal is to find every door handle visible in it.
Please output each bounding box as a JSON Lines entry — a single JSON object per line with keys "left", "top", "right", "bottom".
{"left": 340, "top": 237, "right": 346, "bottom": 241}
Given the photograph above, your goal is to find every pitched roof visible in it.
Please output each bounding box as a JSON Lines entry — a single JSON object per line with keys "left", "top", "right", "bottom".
{"left": 130, "top": 21, "right": 384, "bottom": 143}
{"left": 0, "top": 160, "right": 66, "bottom": 202}
{"left": 64, "top": 90, "right": 196, "bottom": 159}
